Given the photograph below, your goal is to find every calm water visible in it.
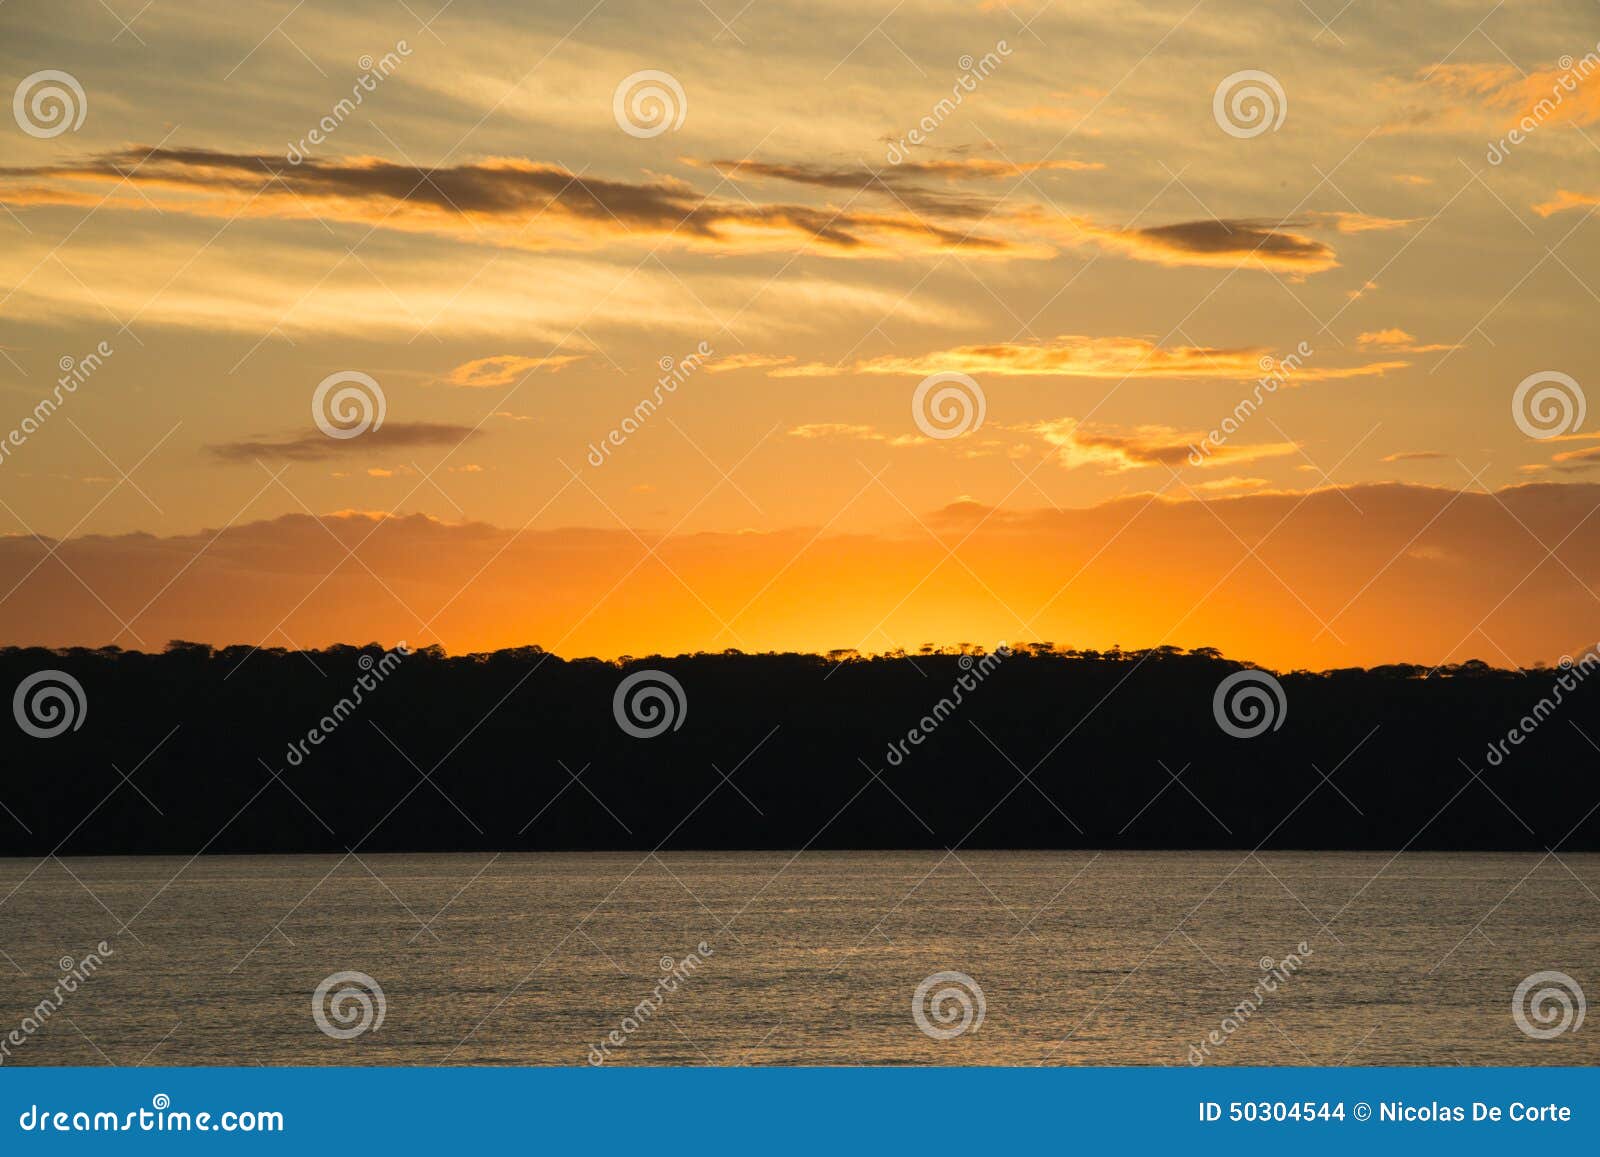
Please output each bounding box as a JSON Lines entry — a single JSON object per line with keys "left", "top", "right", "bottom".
{"left": 0, "top": 851, "right": 1594, "bottom": 1066}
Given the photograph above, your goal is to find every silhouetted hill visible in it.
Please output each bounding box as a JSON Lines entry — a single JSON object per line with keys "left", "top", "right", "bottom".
{"left": 1, "top": 641, "right": 1596, "bottom": 854}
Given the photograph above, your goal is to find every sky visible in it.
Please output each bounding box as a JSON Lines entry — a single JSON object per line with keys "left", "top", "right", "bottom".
{"left": 1, "top": 0, "right": 1598, "bottom": 669}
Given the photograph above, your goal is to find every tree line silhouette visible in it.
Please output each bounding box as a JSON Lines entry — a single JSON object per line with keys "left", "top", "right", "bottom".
{"left": 0, "top": 640, "right": 1595, "bottom": 855}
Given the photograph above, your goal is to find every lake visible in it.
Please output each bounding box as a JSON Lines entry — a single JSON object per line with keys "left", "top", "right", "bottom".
{"left": 0, "top": 851, "right": 1594, "bottom": 1065}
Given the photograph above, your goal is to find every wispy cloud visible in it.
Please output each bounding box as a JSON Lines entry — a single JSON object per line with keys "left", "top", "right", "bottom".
{"left": 1357, "top": 328, "right": 1458, "bottom": 353}
{"left": 441, "top": 353, "right": 587, "bottom": 387}
{"left": 0, "top": 146, "right": 1038, "bottom": 257}
{"left": 755, "top": 335, "right": 1408, "bottom": 381}
{"left": 1029, "top": 419, "right": 1300, "bottom": 471}
{"left": 208, "top": 421, "right": 480, "bottom": 462}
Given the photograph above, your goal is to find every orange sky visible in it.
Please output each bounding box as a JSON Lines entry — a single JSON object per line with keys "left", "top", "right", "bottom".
{"left": 2, "top": 1, "right": 1599, "bottom": 667}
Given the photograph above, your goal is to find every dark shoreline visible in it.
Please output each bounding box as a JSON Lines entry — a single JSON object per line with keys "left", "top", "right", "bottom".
{"left": 3, "top": 643, "right": 1596, "bottom": 856}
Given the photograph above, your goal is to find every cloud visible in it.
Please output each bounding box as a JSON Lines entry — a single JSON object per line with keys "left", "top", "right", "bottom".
{"left": 710, "top": 159, "right": 1370, "bottom": 277}
{"left": 0, "top": 146, "right": 1037, "bottom": 258}
{"left": 855, "top": 335, "right": 1270, "bottom": 379}
{"left": 208, "top": 421, "right": 480, "bottom": 462}
{"left": 1541, "top": 435, "right": 1600, "bottom": 472}
{"left": 2, "top": 147, "right": 1375, "bottom": 279}
{"left": 1029, "top": 419, "right": 1300, "bottom": 471}
{"left": 1381, "top": 450, "right": 1448, "bottom": 462}
{"left": 1357, "top": 329, "right": 1459, "bottom": 353}
{"left": 772, "top": 335, "right": 1409, "bottom": 382}
{"left": 1428, "top": 60, "right": 1600, "bottom": 131}
{"left": 1078, "top": 217, "right": 1340, "bottom": 274}
{"left": 786, "top": 423, "right": 926, "bottom": 446}
{"left": 1305, "top": 211, "right": 1417, "bottom": 233}
{"left": 1060, "top": 212, "right": 1414, "bottom": 276}
{"left": 1190, "top": 476, "right": 1273, "bottom": 494}
{"left": 1552, "top": 444, "right": 1600, "bottom": 468}
{"left": 9, "top": 483, "right": 1600, "bottom": 670}
{"left": 704, "top": 353, "right": 799, "bottom": 374}
{"left": 775, "top": 417, "right": 1297, "bottom": 471}
{"left": 705, "top": 157, "right": 1103, "bottom": 184}
{"left": 441, "top": 354, "right": 586, "bottom": 387}
{"left": 1532, "top": 189, "right": 1600, "bottom": 217}
{"left": 702, "top": 157, "right": 1103, "bottom": 215}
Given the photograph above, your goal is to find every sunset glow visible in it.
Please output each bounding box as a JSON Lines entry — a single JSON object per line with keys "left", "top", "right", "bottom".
{"left": 3, "top": 0, "right": 1599, "bottom": 668}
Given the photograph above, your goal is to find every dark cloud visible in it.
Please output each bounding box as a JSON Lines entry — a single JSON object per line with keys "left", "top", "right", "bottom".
{"left": 0, "top": 147, "right": 1026, "bottom": 255}
{"left": 703, "top": 157, "right": 1098, "bottom": 217}
{"left": 1127, "top": 218, "right": 1338, "bottom": 267}
{"left": 1381, "top": 450, "right": 1447, "bottom": 462}
{"left": 208, "top": 421, "right": 480, "bottom": 462}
